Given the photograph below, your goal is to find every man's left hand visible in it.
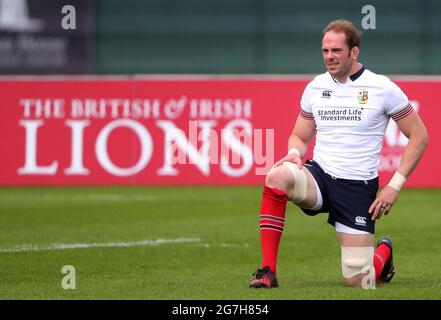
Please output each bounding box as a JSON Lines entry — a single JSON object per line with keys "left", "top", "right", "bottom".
{"left": 369, "top": 186, "right": 399, "bottom": 220}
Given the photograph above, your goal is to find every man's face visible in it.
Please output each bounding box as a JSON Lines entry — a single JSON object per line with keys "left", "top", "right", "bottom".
{"left": 322, "top": 31, "right": 357, "bottom": 79}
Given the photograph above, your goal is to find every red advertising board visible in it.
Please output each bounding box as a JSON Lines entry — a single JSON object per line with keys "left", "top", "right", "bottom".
{"left": 0, "top": 76, "right": 439, "bottom": 187}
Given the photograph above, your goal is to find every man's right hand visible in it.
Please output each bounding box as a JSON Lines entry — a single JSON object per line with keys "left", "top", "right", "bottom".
{"left": 272, "top": 152, "right": 303, "bottom": 169}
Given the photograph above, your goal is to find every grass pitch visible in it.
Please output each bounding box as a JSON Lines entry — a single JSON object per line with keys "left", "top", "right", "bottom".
{"left": 0, "top": 186, "right": 440, "bottom": 300}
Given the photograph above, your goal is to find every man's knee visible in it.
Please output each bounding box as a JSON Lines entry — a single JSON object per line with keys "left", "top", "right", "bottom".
{"left": 341, "top": 246, "right": 374, "bottom": 287}
{"left": 265, "top": 162, "right": 309, "bottom": 202}
{"left": 343, "top": 274, "right": 364, "bottom": 287}
{"left": 265, "top": 166, "right": 292, "bottom": 193}
{"left": 281, "top": 162, "right": 308, "bottom": 203}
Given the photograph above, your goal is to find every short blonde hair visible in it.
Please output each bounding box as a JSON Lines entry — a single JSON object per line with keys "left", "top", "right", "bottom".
{"left": 323, "top": 19, "right": 362, "bottom": 49}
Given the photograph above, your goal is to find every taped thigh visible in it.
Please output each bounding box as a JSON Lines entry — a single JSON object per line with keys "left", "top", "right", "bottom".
{"left": 282, "top": 161, "right": 307, "bottom": 203}
{"left": 341, "top": 246, "right": 374, "bottom": 278}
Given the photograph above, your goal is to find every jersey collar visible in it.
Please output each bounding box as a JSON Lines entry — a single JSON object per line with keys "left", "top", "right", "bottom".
{"left": 330, "top": 64, "right": 365, "bottom": 83}
{"left": 349, "top": 64, "right": 365, "bottom": 81}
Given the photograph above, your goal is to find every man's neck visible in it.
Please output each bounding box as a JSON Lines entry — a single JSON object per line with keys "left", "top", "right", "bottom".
{"left": 335, "top": 62, "right": 362, "bottom": 83}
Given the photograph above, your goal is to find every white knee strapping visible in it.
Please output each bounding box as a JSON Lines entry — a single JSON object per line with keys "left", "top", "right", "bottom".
{"left": 282, "top": 161, "right": 307, "bottom": 203}
{"left": 341, "top": 246, "right": 374, "bottom": 278}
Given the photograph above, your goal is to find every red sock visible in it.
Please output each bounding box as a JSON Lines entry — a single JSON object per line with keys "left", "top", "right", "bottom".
{"left": 259, "top": 186, "right": 289, "bottom": 273}
{"left": 374, "top": 243, "right": 391, "bottom": 281}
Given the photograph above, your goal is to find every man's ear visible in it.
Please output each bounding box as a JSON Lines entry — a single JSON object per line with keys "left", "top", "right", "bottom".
{"left": 351, "top": 46, "right": 360, "bottom": 61}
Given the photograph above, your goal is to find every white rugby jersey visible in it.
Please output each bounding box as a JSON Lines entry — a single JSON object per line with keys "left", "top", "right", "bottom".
{"left": 300, "top": 65, "right": 413, "bottom": 180}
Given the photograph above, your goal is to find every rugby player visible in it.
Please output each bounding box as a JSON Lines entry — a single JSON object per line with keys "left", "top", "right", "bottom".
{"left": 250, "top": 19, "right": 428, "bottom": 288}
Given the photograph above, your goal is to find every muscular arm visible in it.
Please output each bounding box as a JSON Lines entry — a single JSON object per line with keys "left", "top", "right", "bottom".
{"left": 369, "top": 109, "right": 428, "bottom": 220}
{"left": 288, "top": 115, "right": 317, "bottom": 157}
{"left": 394, "top": 110, "right": 429, "bottom": 178}
{"left": 273, "top": 115, "right": 316, "bottom": 168}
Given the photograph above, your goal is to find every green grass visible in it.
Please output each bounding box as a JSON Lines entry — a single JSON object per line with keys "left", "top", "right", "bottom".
{"left": 0, "top": 186, "right": 440, "bottom": 299}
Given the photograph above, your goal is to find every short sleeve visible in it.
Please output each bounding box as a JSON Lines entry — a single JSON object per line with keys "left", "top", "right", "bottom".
{"left": 300, "top": 83, "right": 314, "bottom": 120}
{"left": 385, "top": 81, "right": 413, "bottom": 121}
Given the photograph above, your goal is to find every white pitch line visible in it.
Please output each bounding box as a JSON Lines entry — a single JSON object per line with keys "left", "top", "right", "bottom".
{"left": 0, "top": 194, "right": 235, "bottom": 203}
{"left": 0, "top": 238, "right": 201, "bottom": 253}
{"left": 199, "top": 243, "right": 252, "bottom": 248}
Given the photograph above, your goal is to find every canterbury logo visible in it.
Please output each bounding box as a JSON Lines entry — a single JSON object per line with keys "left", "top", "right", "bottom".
{"left": 321, "top": 90, "right": 332, "bottom": 98}
{"left": 355, "top": 216, "right": 367, "bottom": 226}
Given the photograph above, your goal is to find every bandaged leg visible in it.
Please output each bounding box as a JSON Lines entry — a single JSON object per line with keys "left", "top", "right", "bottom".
{"left": 341, "top": 246, "right": 374, "bottom": 279}
{"left": 281, "top": 162, "right": 307, "bottom": 203}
